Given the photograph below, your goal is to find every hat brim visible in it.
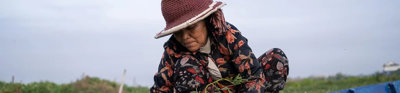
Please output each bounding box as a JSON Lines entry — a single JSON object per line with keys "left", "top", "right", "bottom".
{"left": 154, "top": 1, "right": 226, "bottom": 39}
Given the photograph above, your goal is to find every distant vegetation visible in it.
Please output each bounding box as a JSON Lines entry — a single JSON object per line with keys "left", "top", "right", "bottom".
{"left": 281, "top": 69, "right": 400, "bottom": 93}
{"left": 1, "top": 70, "right": 399, "bottom": 93}
{"left": 0, "top": 76, "right": 149, "bottom": 93}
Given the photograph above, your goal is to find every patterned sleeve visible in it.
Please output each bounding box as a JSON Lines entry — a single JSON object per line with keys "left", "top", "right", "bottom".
{"left": 226, "top": 24, "right": 265, "bottom": 93}
{"left": 150, "top": 50, "right": 175, "bottom": 93}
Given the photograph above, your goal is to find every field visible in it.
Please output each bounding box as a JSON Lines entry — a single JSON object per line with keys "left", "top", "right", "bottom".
{"left": 1, "top": 70, "right": 399, "bottom": 93}
{"left": 281, "top": 70, "right": 400, "bottom": 93}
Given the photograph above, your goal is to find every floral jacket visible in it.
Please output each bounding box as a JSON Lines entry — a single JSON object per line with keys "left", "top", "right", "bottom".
{"left": 151, "top": 23, "right": 265, "bottom": 93}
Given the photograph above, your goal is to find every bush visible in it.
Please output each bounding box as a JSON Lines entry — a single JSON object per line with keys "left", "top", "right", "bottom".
{"left": 0, "top": 76, "right": 149, "bottom": 93}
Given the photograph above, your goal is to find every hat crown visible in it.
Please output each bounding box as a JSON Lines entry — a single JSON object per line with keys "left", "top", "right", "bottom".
{"left": 161, "top": 0, "right": 213, "bottom": 30}
{"left": 155, "top": 0, "right": 225, "bottom": 39}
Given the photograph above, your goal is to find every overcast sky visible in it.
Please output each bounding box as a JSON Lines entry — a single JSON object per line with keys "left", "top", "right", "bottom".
{"left": 1, "top": 0, "right": 399, "bottom": 87}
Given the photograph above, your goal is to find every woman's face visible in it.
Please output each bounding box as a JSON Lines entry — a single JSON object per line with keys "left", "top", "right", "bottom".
{"left": 174, "top": 20, "right": 208, "bottom": 52}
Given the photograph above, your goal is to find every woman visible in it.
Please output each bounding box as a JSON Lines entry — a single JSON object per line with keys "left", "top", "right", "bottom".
{"left": 151, "top": 0, "right": 289, "bottom": 93}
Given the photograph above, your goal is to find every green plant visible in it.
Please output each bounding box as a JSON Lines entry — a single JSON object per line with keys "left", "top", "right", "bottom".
{"left": 193, "top": 74, "right": 248, "bottom": 93}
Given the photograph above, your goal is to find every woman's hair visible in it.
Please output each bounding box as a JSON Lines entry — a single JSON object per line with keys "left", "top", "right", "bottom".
{"left": 204, "top": 9, "right": 227, "bottom": 39}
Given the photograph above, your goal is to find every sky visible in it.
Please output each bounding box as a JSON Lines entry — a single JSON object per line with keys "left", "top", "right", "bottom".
{"left": 0, "top": 0, "right": 399, "bottom": 87}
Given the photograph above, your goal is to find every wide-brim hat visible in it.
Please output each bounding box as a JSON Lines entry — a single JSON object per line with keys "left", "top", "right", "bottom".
{"left": 154, "top": 0, "right": 226, "bottom": 39}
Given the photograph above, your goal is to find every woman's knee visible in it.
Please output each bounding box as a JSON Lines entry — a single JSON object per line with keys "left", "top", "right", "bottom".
{"left": 258, "top": 48, "right": 288, "bottom": 64}
{"left": 258, "top": 48, "right": 289, "bottom": 92}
